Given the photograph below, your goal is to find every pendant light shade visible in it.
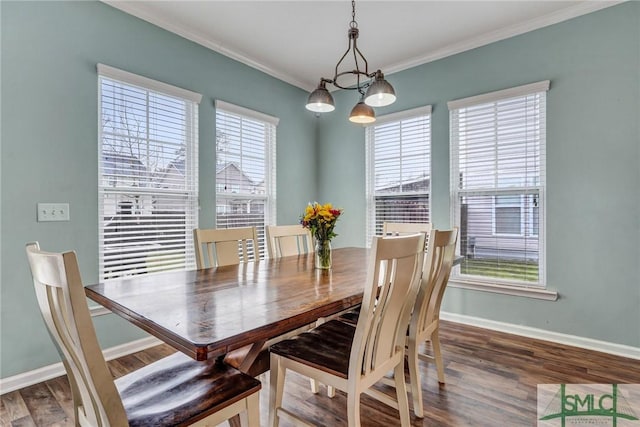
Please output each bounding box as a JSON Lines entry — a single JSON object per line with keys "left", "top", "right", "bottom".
{"left": 349, "top": 101, "right": 376, "bottom": 124}
{"left": 364, "top": 70, "right": 396, "bottom": 107}
{"left": 306, "top": 82, "right": 335, "bottom": 113}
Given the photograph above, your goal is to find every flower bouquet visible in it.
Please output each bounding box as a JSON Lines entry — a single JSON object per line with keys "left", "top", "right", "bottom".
{"left": 300, "top": 202, "right": 343, "bottom": 269}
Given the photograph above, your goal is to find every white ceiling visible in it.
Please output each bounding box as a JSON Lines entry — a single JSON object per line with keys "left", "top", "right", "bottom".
{"left": 103, "top": 1, "right": 620, "bottom": 92}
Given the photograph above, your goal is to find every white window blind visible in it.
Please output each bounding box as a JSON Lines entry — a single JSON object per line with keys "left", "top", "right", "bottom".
{"left": 449, "top": 80, "right": 549, "bottom": 286}
{"left": 215, "top": 100, "right": 277, "bottom": 259}
{"left": 98, "top": 64, "right": 201, "bottom": 280}
{"left": 366, "top": 106, "right": 432, "bottom": 246}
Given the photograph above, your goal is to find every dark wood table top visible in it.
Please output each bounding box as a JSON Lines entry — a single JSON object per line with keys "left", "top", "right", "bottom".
{"left": 85, "top": 247, "right": 368, "bottom": 361}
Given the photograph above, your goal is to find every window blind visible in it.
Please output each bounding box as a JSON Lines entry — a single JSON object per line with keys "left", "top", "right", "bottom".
{"left": 366, "top": 106, "right": 432, "bottom": 246}
{"left": 215, "top": 101, "right": 277, "bottom": 259}
{"left": 98, "top": 65, "right": 200, "bottom": 280}
{"left": 449, "top": 81, "right": 548, "bottom": 286}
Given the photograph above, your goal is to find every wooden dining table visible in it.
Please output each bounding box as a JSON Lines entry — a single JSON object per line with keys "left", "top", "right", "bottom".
{"left": 85, "top": 247, "right": 369, "bottom": 372}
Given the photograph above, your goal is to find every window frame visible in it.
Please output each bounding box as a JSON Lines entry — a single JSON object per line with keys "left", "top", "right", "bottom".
{"left": 214, "top": 100, "right": 278, "bottom": 259}
{"left": 365, "top": 105, "right": 432, "bottom": 246}
{"left": 448, "top": 80, "right": 549, "bottom": 289}
{"left": 97, "top": 64, "right": 201, "bottom": 281}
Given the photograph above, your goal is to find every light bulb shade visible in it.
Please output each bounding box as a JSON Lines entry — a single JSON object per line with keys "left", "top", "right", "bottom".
{"left": 349, "top": 101, "right": 376, "bottom": 124}
{"left": 364, "top": 71, "right": 396, "bottom": 107}
{"left": 306, "top": 84, "right": 335, "bottom": 113}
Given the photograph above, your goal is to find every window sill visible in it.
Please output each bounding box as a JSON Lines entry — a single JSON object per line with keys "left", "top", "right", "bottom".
{"left": 448, "top": 279, "right": 558, "bottom": 301}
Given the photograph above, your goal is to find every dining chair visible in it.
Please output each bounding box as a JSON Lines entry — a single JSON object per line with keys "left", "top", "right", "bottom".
{"left": 337, "top": 222, "right": 433, "bottom": 327}
{"left": 194, "top": 226, "right": 259, "bottom": 268}
{"left": 382, "top": 221, "right": 432, "bottom": 237}
{"left": 265, "top": 224, "right": 313, "bottom": 258}
{"left": 268, "top": 233, "right": 425, "bottom": 427}
{"left": 25, "top": 242, "right": 261, "bottom": 427}
{"left": 405, "top": 228, "right": 458, "bottom": 417}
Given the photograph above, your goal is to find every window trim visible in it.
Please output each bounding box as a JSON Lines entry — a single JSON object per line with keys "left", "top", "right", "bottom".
{"left": 449, "top": 81, "right": 549, "bottom": 289}
{"left": 97, "top": 64, "right": 202, "bottom": 104}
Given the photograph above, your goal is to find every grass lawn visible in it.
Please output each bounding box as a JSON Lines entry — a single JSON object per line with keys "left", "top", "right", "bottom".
{"left": 459, "top": 258, "right": 539, "bottom": 282}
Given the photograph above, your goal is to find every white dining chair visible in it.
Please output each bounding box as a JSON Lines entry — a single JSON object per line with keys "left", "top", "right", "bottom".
{"left": 25, "top": 242, "right": 261, "bottom": 427}
{"left": 268, "top": 234, "right": 425, "bottom": 427}
{"left": 194, "top": 226, "right": 259, "bottom": 268}
{"left": 406, "top": 228, "right": 458, "bottom": 417}
{"left": 265, "top": 224, "right": 313, "bottom": 258}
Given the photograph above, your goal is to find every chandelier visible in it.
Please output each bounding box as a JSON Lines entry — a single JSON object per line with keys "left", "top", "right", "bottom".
{"left": 305, "top": 0, "right": 396, "bottom": 124}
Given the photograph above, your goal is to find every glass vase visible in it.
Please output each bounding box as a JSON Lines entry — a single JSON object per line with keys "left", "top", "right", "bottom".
{"left": 315, "top": 239, "right": 332, "bottom": 270}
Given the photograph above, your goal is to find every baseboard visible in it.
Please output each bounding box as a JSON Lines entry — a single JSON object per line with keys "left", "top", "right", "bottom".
{"left": 0, "top": 336, "right": 161, "bottom": 395}
{"left": 441, "top": 311, "right": 640, "bottom": 360}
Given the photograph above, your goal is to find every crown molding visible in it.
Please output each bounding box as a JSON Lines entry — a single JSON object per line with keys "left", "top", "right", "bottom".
{"left": 384, "top": 1, "right": 624, "bottom": 77}
{"left": 101, "top": 1, "right": 623, "bottom": 94}
{"left": 101, "top": 0, "right": 313, "bottom": 91}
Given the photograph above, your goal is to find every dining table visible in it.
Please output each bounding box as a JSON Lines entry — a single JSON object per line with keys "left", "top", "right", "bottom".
{"left": 85, "top": 247, "right": 370, "bottom": 374}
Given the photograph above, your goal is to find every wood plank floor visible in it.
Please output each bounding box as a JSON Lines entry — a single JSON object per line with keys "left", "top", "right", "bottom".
{"left": 2, "top": 321, "right": 639, "bottom": 426}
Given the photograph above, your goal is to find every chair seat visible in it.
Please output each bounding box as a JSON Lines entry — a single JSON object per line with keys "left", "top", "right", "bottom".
{"left": 117, "top": 352, "right": 261, "bottom": 427}
{"left": 269, "top": 320, "right": 355, "bottom": 379}
{"left": 337, "top": 307, "right": 360, "bottom": 325}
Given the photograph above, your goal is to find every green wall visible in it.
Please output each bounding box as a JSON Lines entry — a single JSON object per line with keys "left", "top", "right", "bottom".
{"left": 0, "top": 1, "right": 317, "bottom": 378}
{"left": 318, "top": 3, "right": 640, "bottom": 347}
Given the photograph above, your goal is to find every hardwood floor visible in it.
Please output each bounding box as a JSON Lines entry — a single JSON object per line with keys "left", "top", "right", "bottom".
{"left": 2, "top": 321, "right": 638, "bottom": 426}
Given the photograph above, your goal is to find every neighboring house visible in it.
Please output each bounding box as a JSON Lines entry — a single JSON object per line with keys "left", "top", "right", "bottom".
{"left": 376, "top": 174, "right": 538, "bottom": 262}
{"left": 216, "top": 162, "right": 265, "bottom": 215}
{"left": 101, "top": 152, "right": 153, "bottom": 217}
{"left": 461, "top": 195, "right": 539, "bottom": 262}
{"left": 374, "top": 175, "right": 430, "bottom": 224}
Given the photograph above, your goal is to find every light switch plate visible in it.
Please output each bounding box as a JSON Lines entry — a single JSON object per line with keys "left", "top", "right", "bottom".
{"left": 37, "top": 203, "right": 70, "bottom": 222}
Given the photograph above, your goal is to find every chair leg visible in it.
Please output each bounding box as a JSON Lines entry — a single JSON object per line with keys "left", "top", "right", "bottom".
{"left": 309, "top": 378, "right": 319, "bottom": 394}
{"left": 407, "top": 339, "right": 424, "bottom": 418}
{"left": 346, "top": 390, "right": 362, "bottom": 427}
{"left": 269, "top": 353, "right": 285, "bottom": 427}
{"left": 245, "top": 392, "right": 261, "bottom": 427}
{"left": 393, "top": 362, "right": 411, "bottom": 427}
{"left": 311, "top": 317, "right": 324, "bottom": 396}
{"left": 432, "top": 330, "right": 445, "bottom": 384}
{"left": 327, "top": 385, "right": 335, "bottom": 398}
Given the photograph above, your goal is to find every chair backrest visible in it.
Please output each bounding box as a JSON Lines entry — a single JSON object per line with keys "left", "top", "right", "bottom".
{"left": 193, "top": 226, "right": 259, "bottom": 268}
{"left": 382, "top": 222, "right": 432, "bottom": 237}
{"left": 383, "top": 222, "right": 432, "bottom": 249}
{"left": 410, "top": 228, "right": 459, "bottom": 339}
{"left": 349, "top": 234, "right": 425, "bottom": 379}
{"left": 265, "top": 225, "right": 313, "bottom": 259}
{"left": 25, "top": 242, "right": 128, "bottom": 426}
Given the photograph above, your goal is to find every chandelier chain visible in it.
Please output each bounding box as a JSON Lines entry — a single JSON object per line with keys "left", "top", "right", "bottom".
{"left": 350, "top": 0, "right": 357, "bottom": 28}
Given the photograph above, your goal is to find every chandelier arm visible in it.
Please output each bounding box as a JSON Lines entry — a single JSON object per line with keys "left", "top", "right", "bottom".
{"left": 354, "top": 45, "right": 370, "bottom": 76}
{"left": 334, "top": 37, "right": 354, "bottom": 82}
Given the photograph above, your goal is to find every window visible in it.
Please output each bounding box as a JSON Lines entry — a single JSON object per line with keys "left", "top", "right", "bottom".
{"left": 449, "top": 81, "right": 548, "bottom": 286}
{"left": 365, "top": 106, "right": 432, "bottom": 246}
{"left": 98, "top": 64, "right": 201, "bottom": 280}
{"left": 215, "top": 101, "right": 277, "bottom": 258}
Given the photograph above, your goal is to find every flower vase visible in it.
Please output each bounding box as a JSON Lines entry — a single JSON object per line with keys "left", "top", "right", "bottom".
{"left": 315, "top": 239, "right": 332, "bottom": 270}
